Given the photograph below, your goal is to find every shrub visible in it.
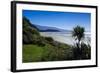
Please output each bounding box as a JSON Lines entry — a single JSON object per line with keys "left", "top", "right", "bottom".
{"left": 72, "top": 43, "right": 91, "bottom": 60}
{"left": 45, "top": 37, "right": 53, "bottom": 42}
{"left": 81, "top": 43, "right": 91, "bottom": 59}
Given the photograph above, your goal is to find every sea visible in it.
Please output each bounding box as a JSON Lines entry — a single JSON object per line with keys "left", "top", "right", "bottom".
{"left": 40, "top": 32, "right": 91, "bottom": 45}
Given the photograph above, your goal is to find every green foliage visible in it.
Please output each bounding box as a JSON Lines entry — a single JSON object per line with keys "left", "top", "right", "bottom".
{"left": 23, "top": 45, "right": 43, "bottom": 62}
{"left": 81, "top": 43, "right": 91, "bottom": 59}
{"left": 44, "top": 37, "right": 54, "bottom": 42}
{"left": 23, "top": 43, "right": 73, "bottom": 62}
{"left": 72, "top": 25, "right": 85, "bottom": 42}
{"left": 23, "top": 17, "right": 40, "bottom": 44}
{"left": 72, "top": 25, "right": 90, "bottom": 60}
{"left": 72, "top": 43, "right": 91, "bottom": 60}
{"left": 33, "top": 36, "right": 46, "bottom": 47}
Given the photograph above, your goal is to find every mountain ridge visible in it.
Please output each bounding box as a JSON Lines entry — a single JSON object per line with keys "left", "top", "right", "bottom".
{"left": 31, "top": 24, "right": 71, "bottom": 32}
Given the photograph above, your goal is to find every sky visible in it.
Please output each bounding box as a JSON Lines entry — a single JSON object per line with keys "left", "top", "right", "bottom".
{"left": 23, "top": 10, "right": 91, "bottom": 31}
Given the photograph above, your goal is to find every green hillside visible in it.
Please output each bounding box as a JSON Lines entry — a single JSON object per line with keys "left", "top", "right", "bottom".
{"left": 22, "top": 17, "right": 91, "bottom": 63}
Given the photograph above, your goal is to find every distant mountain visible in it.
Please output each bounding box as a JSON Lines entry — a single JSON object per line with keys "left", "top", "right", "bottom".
{"left": 31, "top": 24, "right": 71, "bottom": 32}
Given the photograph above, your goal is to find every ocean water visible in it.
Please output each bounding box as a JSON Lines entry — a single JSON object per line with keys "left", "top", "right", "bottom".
{"left": 40, "top": 32, "right": 91, "bottom": 45}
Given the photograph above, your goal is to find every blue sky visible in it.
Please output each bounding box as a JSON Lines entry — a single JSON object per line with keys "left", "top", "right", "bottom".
{"left": 23, "top": 10, "right": 91, "bottom": 31}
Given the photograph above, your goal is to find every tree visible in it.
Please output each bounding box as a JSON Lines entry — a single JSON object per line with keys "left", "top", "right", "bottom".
{"left": 72, "top": 25, "right": 85, "bottom": 46}
{"left": 72, "top": 25, "right": 85, "bottom": 59}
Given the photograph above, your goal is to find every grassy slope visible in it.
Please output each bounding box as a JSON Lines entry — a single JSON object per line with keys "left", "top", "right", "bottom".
{"left": 23, "top": 45, "right": 43, "bottom": 62}
{"left": 23, "top": 43, "right": 55, "bottom": 62}
{"left": 23, "top": 43, "right": 72, "bottom": 63}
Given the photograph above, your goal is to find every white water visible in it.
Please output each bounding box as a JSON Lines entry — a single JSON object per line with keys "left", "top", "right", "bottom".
{"left": 40, "top": 32, "right": 91, "bottom": 45}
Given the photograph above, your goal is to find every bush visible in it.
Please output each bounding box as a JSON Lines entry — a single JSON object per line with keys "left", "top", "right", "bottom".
{"left": 23, "top": 30, "right": 33, "bottom": 44}
{"left": 45, "top": 37, "right": 53, "bottom": 42}
{"left": 72, "top": 43, "right": 91, "bottom": 60}
{"left": 81, "top": 43, "right": 91, "bottom": 59}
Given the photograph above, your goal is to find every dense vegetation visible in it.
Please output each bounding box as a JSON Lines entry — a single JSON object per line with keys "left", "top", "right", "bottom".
{"left": 22, "top": 17, "right": 91, "bottom": 63}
